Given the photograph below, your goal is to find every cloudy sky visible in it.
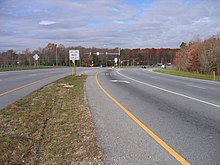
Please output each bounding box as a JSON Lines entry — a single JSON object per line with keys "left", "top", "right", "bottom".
{"left": 0, "top": 0, "right": 220, "bottom": 52}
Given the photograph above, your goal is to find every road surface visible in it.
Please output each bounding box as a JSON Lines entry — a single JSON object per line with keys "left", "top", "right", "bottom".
{"left": 0, "top": 67, "right": 98, "bottom": 110}
{"left": 0, "top": 68, "right": 71, "bottom": 110}
{"left": 86, "top": 68, "right": 220, "bottom": 165}
{"left": 1, "top": 67, "right": 220, "bottom": 164}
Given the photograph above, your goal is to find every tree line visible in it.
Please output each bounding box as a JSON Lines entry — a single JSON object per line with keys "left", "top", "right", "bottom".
{"left": 0, "top": 43, "right": 178, "bottom": 67}
{"left": 1, "top": 35, "right": 219, "bottom": 75}
{"left": 173, "top": 35, "right": 220, "bottom": 75}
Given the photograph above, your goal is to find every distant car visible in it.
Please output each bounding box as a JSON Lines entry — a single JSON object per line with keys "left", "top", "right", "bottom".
{"left": 161, "top": 64, "right": 166, "bottom": 69}
{"left": 142, "top": 66, "right": 146, "bottom": 68}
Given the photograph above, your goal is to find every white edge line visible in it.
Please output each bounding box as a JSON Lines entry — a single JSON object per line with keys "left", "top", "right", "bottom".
{"left": 117, "top": 70, "right": 220, "bottom": 108}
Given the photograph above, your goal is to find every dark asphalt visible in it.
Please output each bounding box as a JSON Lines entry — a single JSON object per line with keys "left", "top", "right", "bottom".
{"left": 0, "top": 67, "right": 97, "bottom": 110}
{"left": 86, "top": 68, "right": 220, "bottom": 165}
{"left": 0, "top": 68, "right": 73, "bottom": 110}
{"left": 1, "top": 67, "right": 220, "bottom": 164}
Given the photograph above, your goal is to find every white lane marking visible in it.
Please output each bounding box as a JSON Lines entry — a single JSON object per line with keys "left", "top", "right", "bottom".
{"left": 186, "top": 84, "right": 206, "bottom": 89}
{"left": 0, "top": 73, "right": 8, "bottom": 76}
{"left": 27, "top": 74, "right": 37, "bottom": 77}
{"left": 117, "top": 70, "right": 220, "bottom": 108}
{"left": 150, "top": 76, "right": 158, "bottom": 79}
{"left": 110, "top": 80, "right": 130, "bottom": 83}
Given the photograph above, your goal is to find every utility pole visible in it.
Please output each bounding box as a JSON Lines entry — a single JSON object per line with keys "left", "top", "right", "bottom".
{"left": 56, "top": 46, "right": 58, "bottom": 66}
{"left": 56, "top": 44, "right": 61, "bottom": 67}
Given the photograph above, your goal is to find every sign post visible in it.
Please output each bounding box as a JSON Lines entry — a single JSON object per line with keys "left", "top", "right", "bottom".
{"left": 69, "top": 50, "right": 80, "bottom": 76}
{"left": 33, "top": 54, "right": 40, "bottom": 67}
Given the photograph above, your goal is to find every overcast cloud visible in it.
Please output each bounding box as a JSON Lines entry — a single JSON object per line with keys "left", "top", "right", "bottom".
{"left": 0, "top": 0, "right": 220, "bottom": 52}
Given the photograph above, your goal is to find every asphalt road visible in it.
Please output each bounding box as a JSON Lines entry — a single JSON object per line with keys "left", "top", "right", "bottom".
{"left": 1, "top": 67, "right": 220, "bottom": 164}
{"left": 86, "top": 68, "right": 220, "bottom": 165}
{"left": 0, "top": 68, "right": 71, "bottom": 110}
{"left": 0, "top": 67, "right": 97, "bottom": 110}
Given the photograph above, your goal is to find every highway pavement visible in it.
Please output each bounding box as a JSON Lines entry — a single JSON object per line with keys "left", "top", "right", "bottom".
{"left": 1, "top": 67, "right": 220, "bottom": 164}
{"left": 86, "top": 68, "right": 220, "bottom": 165}
{"left": 0, "top": 68, "right": 71, "bottom": 110}
{"left": 0, "top": 67, "right": 97, "bottom": 110}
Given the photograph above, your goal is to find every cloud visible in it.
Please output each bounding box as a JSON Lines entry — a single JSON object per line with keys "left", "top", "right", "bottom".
{"left": 0, "top": 0, "right": 220, "bottom": 52}
{"left": 39, "top": 20, "right": 57, "bottom": 26}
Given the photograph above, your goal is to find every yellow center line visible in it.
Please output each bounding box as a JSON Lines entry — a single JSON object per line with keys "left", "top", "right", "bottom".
{"left": 96, "top": 72, "right": 190, "bottom": 165}
{"left": 0, "top": 73, "right": 68, "bottom": 97}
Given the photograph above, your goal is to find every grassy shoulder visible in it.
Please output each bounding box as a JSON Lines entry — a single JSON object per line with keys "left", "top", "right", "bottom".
{"left": 0, "top": 75, "right": 103, "bottom": 164}
{"left": 155, "top": 68, "right": 220, "bottom": 82}
{"left": 0, "top": 66, "right": 71, "bottom": 72}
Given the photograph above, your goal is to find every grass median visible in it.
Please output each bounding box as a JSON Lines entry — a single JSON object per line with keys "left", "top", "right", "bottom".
{"left": 155, "top": 68, "right": 220, "bottom": 82}
{"left": 0, "top": 75, "right": 103, "bottom": 164}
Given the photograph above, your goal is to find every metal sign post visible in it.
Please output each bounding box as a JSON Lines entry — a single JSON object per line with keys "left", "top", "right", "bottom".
{"left": 72, "top": 60, "right": 76, "bottom": 76}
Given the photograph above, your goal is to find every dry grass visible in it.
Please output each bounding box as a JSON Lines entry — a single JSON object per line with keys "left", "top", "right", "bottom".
{"left": 155, "top": 68, "right": 220, "bottom": 82}
{"left": 0, "top": 75, "right": 103, "bottom": 164}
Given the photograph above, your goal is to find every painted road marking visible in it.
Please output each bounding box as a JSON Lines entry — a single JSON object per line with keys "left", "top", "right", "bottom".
{"left": 96, "top": 73, "right": 190, "bottom": 165}
{"left": 118, "top": 71, "right": 220, "bottom": 108}
{"left": 0, "top": 73, "right": 68, "bottom": 97}
{"left": 186, "top": 84, "right": 206, "bottom": 89}
{"left": 0, "top": 73, "right": 8, "bottom": 76}
{"left": 110, "top": 80, "right": 130, "bottom": 83}
{"left": 150, "top": 76, "right": 158, "bottom": 79}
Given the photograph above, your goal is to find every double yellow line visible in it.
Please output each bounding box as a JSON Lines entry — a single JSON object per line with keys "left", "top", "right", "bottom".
{"left": 96, "top": 73, "right": 190, "bottom": 165}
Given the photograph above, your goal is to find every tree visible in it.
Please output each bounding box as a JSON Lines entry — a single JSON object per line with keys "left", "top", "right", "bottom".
{"left": 174, "top": 35, "right": 220, "bottom": 74}
{"left": 180, "top": 42, "right": 187, "bottom": 49}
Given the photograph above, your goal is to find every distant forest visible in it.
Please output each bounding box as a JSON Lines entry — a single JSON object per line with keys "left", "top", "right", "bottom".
{"left": 1, "top": 35, "right": 219, "bottom": 75}
{"left": 0, "top": 44, "right": 177, "bottom": 67}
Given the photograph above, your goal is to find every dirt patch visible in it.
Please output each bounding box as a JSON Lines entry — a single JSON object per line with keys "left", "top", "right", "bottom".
{"left": 0, "top": 75, "right": 103, "bottom": 164}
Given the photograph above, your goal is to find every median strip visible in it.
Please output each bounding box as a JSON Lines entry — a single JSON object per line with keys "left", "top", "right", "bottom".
{"left": 0, "top": 75, "right": 103, "bottom": 164}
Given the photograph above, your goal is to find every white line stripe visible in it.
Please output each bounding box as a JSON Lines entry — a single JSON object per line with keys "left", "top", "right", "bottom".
{"left": 110, "top": 80, "right": 130, "bottom": 83}
{"left": 117, "top": 70, "right": 220, "bottom": 108}
{"left": 150, "top": 76, "right": 158, "bottom": 79}
{"left": 0, "top": 73, "right": 8, "bottom": 76}
{"left": 186, "top": 84, "right": 206, "bottom": 89}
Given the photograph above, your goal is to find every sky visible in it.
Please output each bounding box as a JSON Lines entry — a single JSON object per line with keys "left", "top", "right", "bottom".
{"left": 0, "top": 0, "right": 220, "bottom": 52}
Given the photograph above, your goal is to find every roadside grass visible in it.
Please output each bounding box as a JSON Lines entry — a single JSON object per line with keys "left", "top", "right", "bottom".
{"left": 0, "top": 66, "right": 71, "bottom": 72}
{"left": 155, "top": 68, "right": 220, "bottom": 82}
{"left": 0, "top": 75, "right": 103, "bottom": 164}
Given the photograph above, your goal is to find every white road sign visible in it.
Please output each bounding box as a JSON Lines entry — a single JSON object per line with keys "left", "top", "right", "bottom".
{"left": 114, "top": 57, "right": 118, "bottom": 63}
{"left": 33, "top": 54, "right": 39, "bottom": 60}
{"left": 69, "top": 50, "right": 80, "bottom": 61}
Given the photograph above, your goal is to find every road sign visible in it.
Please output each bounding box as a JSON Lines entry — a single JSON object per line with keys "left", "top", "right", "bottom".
{"left": 114, "top": 57, "right": 118, "bottom": 63}
{"left": 69, "top": 50, "right": 80, "bottom": 61}
{"left": 33, "top": 54, "right": 39, "bottom": 60}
